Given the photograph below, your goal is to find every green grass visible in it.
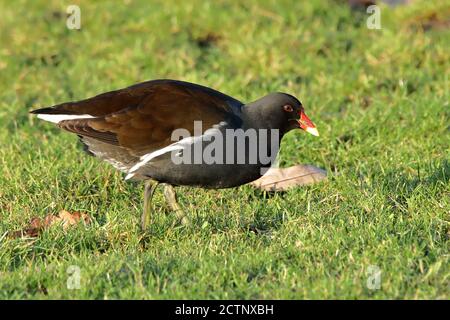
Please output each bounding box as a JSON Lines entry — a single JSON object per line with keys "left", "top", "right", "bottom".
{"left": 0, "top": 0, "right": 449, "bottom": 299}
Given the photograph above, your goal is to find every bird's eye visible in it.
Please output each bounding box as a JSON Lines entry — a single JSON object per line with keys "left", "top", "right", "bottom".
{"left": 283, "top": 105, "right": 293, "bottom": 112}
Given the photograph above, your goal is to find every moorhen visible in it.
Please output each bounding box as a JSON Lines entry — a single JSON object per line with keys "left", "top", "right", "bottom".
{"left": 31, "top": 79, "right": 319, "bottom": 229}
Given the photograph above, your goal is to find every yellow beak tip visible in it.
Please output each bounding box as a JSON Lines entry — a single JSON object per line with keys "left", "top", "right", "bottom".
{"left": 305, "top": 127, "right": 320, "bottom": 137}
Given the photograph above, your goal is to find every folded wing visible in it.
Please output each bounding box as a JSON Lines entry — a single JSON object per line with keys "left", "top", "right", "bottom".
{"left": 31, "top": 79, "right": 243, "bottom": 175}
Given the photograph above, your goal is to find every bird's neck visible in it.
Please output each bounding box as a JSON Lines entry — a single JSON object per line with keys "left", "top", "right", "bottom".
{"left": 241, "top": 103, "right": 266, "bottom": 129}
{"left": 241, "top": 103, "right": 286, "bottom": 134}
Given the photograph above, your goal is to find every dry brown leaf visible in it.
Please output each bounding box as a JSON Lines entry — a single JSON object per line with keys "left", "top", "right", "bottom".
{"left": 250, "top": 164, "right": 327, "bottom": 192}
{"left": 9, "top": 217, "right": 44, "bottom": 238}
{"left": 57, "top": 210, "right": 91, "bottom": 230}
{"left": 10, "top": 210, "right": 91, "bottom": 238}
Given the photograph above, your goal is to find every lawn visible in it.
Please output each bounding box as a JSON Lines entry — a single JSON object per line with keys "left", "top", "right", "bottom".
{"left": 0, "top": 0, "right": 448, "bottom": 299}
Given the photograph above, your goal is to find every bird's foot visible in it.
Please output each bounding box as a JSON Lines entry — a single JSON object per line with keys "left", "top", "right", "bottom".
{"left": 163, "top": 184, "right": 190, "bottom": 226}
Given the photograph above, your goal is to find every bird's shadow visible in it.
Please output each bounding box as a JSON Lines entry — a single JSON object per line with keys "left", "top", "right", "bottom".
{"left": 208, "top": 187, "right": 292, "bottom": 235}
{"left": 137, "top": 185, "right": 292, "bottom": 245}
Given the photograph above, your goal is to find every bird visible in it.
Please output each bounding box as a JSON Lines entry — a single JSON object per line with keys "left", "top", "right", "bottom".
{"left": 31, "top": 79, "right": 319, "bottom": 230}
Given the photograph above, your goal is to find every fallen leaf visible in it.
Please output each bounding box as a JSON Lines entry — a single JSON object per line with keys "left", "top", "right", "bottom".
{"left": 9, "top": 217, "right": 43, "bottom": 238}
{"left": 57, "top": 210, "right": 91, "bottom": 230}
{"left": 250, "top": 164, "right": 327, "bottom": 192}
{"left": 10, "top": 210, "right": 91, "bottom": 238}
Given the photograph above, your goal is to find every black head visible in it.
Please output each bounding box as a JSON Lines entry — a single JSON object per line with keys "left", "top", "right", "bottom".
{"left": 244, "top": 92, "right": 319, "bottom": 136}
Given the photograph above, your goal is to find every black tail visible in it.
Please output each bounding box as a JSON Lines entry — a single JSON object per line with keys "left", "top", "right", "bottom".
{"left": 30, "top": 107, "right": 66, "bottom": 115}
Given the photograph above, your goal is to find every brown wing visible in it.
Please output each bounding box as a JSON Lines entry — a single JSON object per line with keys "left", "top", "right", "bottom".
{"left": 41, "top": 80, "right": 242, "bottom": 155}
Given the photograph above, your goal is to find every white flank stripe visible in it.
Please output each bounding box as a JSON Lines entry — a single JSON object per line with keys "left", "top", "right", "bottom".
{"left": 126, "top": 128, "right": 221, "bottom": 176}
{"left": 128, "top": 144, "right": 186, "bottom": 174}
{"left": 37, "top": 114, "right": 95, "bottom": 124}
{"left": 125, "top": 122, "right": 227, "bottom": 180}
{"left": 125, "top": 173, "right": 135, "bottom": 180}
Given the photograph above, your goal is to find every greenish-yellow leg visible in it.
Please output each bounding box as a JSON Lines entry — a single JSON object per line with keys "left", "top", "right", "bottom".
{"left": 141, "top": 179, "right": 159, "bottom": 231}
{"left": 163, "top": 184, "right": 190, "bottom": 225}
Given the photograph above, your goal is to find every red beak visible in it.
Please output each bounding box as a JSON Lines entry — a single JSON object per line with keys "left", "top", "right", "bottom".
{"left": 298, "top": 110, "right": 319, "bottom": 136}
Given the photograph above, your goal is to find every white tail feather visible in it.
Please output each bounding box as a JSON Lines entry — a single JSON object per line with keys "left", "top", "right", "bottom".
{"left": 37, "top": 114, "right": 95, "bottom": 124}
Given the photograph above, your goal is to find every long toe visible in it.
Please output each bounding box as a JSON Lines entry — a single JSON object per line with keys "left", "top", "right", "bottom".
{"left": 163, "top": 184, "right": 190, "bottom": 226}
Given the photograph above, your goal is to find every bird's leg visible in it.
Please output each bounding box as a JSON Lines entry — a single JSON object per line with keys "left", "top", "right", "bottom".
{"left": 141, "top": 179, "right": 159, "bottom": 231}
{"left": 163, "top": 184, "right": 190, "bottom": 225}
